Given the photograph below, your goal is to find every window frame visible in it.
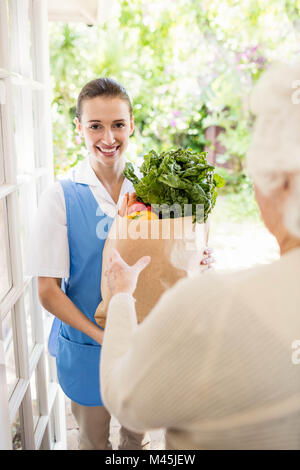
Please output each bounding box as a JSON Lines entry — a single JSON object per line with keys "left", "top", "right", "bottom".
{"left": 0, "top": 0, "right": 65, "bottom": 450}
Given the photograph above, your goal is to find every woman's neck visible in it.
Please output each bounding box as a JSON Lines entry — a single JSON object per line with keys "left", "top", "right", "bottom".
{"left": 89, "top": 156, "right": 125, "bottom": 203}
{"left": 90, "top": 155, "right": 125, "bottom": 185}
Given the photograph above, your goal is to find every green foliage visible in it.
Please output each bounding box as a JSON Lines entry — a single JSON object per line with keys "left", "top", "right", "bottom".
{"left": 49, "top": 0, "right": 300, "bottom": 221}
{"left": 124, "top": 147, "right": 225, "bottom": 222}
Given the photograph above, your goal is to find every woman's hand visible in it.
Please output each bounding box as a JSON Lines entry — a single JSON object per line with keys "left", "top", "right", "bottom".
{"left": 106, "top": 249, "right": 151, "bottom": 296}
{"left": 200, "top": 247, "right": 215, "bottom": 271}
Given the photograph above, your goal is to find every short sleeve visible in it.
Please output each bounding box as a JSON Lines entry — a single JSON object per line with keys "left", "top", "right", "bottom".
{"left": 24, "top": 182, "right": 70, "bottom": 278}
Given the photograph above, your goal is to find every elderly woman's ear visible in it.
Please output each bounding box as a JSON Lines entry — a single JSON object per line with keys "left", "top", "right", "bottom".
{"left": 283, "top": 178, "right": 290, "bottom": 191}
{"left": 283, "top": 173, "right": 295, "bottom": 192}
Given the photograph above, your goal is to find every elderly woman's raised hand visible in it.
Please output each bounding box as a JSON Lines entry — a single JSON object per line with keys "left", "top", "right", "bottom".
{"left": 200, "top": 247, "right": 215, "bottom": 270}
{"left": 105, "top": 249, "right": 151, "bottom": 296}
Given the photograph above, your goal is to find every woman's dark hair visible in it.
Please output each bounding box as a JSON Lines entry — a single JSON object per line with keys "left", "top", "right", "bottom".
{"left": 76, "top": 77, "right": 133, "bottom": 121}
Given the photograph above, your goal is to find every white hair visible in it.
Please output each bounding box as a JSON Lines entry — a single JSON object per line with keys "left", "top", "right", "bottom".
{"left": 246, "top": 63, "right": 300, "bottom": 238}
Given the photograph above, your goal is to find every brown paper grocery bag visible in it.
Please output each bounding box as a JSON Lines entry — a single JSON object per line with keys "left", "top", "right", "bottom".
{"left": 95, "top": 215, "right": 208, "bottom": 328}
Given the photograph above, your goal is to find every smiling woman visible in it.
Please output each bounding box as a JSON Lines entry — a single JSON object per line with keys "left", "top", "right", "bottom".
{"left": 25, "top": 77, "right": 151, "bottom": 450}
{"left": 75, "top": 97, "right": 134, "bottom": 169}
{"left": 73, "top": 79, "right": 135, "bottom": 203}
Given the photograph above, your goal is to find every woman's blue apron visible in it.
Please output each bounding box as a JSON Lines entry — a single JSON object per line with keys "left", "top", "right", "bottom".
{"left": 48, "top": 180, "right": 113, "bottom": 406}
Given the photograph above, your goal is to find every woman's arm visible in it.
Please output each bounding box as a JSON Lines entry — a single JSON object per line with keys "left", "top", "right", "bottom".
{"left": 101, "top": 250, "right": 225, "bottom": 432}
{"left": 101, "top": 271, "right": 219, "bottom": 432}
{"left": 38, "top": 277, "right": 103, "bottom": 345}
{"left": 27, "top": 184, "right": 103, "bottom": 344}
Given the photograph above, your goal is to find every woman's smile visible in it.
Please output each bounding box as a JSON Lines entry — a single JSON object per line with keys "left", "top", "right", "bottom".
{"left": 96, "top": 144, "right": 121, "bottom": 158}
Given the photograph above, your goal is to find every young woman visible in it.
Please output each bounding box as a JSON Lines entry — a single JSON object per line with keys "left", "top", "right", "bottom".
{"left": 26, "top": 78, "right": 212, "bottom": 450}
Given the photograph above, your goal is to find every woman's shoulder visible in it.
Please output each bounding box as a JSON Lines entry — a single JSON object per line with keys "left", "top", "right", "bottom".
{"left": 190, "top": 251, "right": 300, "bottom": 312}
{"left": 40, "top": 180, "right": 63, "bottom": 198}
{"left": 38, "top": 181, "right": 66, "bottom": 215}
{"left": 168, "top": 257, "right": 285, "bottom": 309}
{"left": 223, "top": 250, "right": 300, "bottom": 291}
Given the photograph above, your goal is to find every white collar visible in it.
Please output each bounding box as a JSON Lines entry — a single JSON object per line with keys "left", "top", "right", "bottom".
{"left": 67, "top": 157, "right": 141, "bottom": 212}
{"left": 73, "top": 158, "right": 107, "bottom": 186}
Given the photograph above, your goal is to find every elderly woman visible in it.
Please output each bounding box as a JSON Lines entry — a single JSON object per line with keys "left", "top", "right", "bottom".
{"left": 100, "top": 64, "right": 300, "bottom": 450}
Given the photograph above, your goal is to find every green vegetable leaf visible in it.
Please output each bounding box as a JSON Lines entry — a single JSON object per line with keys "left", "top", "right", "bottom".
{"left": 123, "top": 148, "right": 225, "bottom": 223}
{"left": 213, "top": 173, "right": 226, "bottom": 188}
{"left": 123, "top": 162, "right": 140, "bottom": 185}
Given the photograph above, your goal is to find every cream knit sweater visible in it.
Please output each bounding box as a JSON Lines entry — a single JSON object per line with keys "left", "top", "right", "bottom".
{"left": 100, "top": 248, "right": 300, "bottom": 450}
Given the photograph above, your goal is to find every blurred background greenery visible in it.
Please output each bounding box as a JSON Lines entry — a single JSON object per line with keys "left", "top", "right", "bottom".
{"left": 49, "top": 0, "right": 300, "bottom": 222}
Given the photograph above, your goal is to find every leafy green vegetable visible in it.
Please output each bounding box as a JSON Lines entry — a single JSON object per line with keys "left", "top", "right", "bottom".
{"left": 124, "top": 148, "right": 225, "bottom": 223}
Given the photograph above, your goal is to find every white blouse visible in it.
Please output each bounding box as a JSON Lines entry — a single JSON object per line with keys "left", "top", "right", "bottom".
{"left": 25, "top": 158, "right": 135, "bottom": 278}
{"left": 101, "top": 247, "right": 300, "bottom": 450}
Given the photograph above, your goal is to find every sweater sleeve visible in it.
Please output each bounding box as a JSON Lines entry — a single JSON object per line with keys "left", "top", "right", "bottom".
{"left": 100, "top": 273, "right": 225, "bottom": 432}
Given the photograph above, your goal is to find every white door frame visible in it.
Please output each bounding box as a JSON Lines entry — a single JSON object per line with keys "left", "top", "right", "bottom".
{"left": 0, "top": 0, "right": 66, "bottom": 450}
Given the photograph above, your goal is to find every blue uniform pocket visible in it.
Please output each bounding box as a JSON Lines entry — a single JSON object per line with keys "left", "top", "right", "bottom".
{"left": 56, "top": 332, "right": 103, "bottom": 406}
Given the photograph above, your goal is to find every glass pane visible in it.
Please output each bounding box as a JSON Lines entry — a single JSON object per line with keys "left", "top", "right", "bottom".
{"left": 32, "top": 89, "right": 42, "bottom": 168}
{"left": 24, "top": 286, "right": 35, "bottom": 354}
{"left": 0, "top": 198, "right": 12, "bottom": 302}
{"left": 11, "top": 84, "right": 22, "bottom": 171}
{"left": 0, "top": 109, "right": 5, "bottom": 184}
{"left": 43, "top": 307, "right": 55, "bottom": 379}
{"left": 36, "top": 173, "right": 51, "bottom": 201}
{"left": 17, "top": 183, "right": 37, "bottom": 275}
{"left": 8, "top": 0, "right": 32, "bottom": 77}
{"left": 17, "top": 189, "right": 26, "bottom": 273}
{"left": 12, "top": 84, "right": 35, "bottom": 175}
{"left": 27, "top": 3, "right": 33, "bottom": 77}
{"left": 30, "top": 370, "right": 40, "bottom": 430}
{"left": 11, "top": 409, "right": 23, "bottom": 450}
{"left": 2, "top": 310, "right": 18, "bottom": 397}
{"left": 0, "top": 1, "right": 9, "bottom": 69}
{"left": 44, "top": 349, "right": 50, "bottom": 385}
{"left": 48, "top": 407, "right": 55, "bottom": 449}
